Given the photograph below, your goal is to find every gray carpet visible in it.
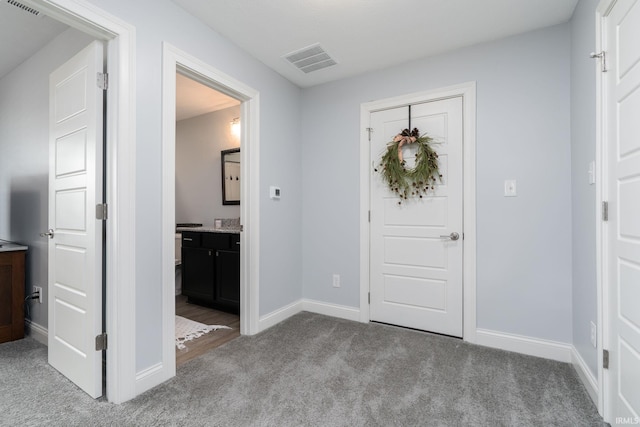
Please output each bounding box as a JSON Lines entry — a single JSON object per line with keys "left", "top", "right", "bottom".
{"left": 1, "top": 312, "right": 604, "bottom": 426}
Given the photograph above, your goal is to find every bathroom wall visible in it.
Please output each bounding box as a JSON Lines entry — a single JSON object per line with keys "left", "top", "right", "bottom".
{"left": 0, "top": 28, "right": 96, "bottom": 331}
{"left": 175, "top": 105, "right": 241, "bottom": 224}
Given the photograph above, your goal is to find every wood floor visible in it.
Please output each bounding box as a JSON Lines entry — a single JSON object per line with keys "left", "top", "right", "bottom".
{"left": 175, "top": 294, "right": 240, "bottom": 366}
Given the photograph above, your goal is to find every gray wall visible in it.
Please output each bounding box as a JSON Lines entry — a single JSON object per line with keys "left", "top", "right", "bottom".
{"left": 570, "top": 0, "right": 599, "bottom": 377}
{"left": 0, "top": 28, "right": 95, "bottom": 329}
{"left": 300, "top": 24, "right": 574, "bottom": 342}
{"left": 176, "top": 106, "right": 241, "bottom": 224}
{"left": 85, "top": 0, "right": 303, "bottom": 372}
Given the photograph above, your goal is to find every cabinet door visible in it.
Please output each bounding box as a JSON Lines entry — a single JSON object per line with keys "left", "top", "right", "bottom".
{"left": 215, "top": 250, "right": 240, "bottom": 310}
{"left": 182, "top": 247, "right": 215, "bottom": 303}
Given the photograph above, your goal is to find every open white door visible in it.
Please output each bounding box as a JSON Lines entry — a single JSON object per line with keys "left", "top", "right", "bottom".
{"left": 369, "top": 98, "right": 463, "bottom": 337}
{"left": 602, "top": 0, "right": 640, "bottom": 423}
{"left": 47, "top": 41, "right": 104, "bottom": 399}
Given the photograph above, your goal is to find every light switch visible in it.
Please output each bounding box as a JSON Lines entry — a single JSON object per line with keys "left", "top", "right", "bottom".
{"left": 269, "top": 186, "right": 281, "bottom": 200}
{"left": 588, "top": 161, "right": 596, "bottom": 185}
{"left": 504, "top": 180, "right": 517, "bottom": 197}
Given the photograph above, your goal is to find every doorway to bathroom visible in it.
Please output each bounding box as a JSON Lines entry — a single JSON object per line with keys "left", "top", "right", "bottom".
{"left": 161, "top": 43, "right": 261, "bottom": 378}
{"left": 173, "top": 72, "right": 242, "bottom": 366}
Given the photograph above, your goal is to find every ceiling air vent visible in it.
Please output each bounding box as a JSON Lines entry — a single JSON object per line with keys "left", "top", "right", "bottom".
{"left": 284, "top": 43, "right": 337, "bottom": 74}
{"left": 6, "top": 0, "right": 40, "bottom": 16}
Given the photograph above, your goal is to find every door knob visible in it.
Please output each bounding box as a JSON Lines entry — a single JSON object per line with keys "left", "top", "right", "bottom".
{"left": 440, "top": 232, "right": 459, "bottom": 241}
{"left": 40, "top": 229, "right": 54, "bottom": 239}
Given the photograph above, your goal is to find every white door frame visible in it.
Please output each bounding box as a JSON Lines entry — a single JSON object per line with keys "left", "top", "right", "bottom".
{"left": 23, "top": 0, "right": 137, "bottom": 404}
{"left": 359, "top": 82, "right": 477, "bottom": 342}
{"left": 595, "top": 1, "right": 609, "bottom": 417}
{"left": 596, "top": 0, "right": 616, "bottom": 420}
{"left": 160, "top": 43, "right": 261, "bottom": 379}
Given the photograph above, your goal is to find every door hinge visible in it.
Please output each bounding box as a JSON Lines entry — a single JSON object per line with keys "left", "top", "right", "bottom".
{"left": 590, "top": 51, "right": 608, "bottom": 73}
{"left": 602, "top": 201, "right": 609, "bottom": 222}
{"left": 603, "top": 349, "right": 609, "bottom": 369}
{"left": 240, "top": 224, "right": 244, "bottom": 232}
{"left": 97, "top": 72, "right": 108, "bottom": 90}
{"left": 368, "top": 292, "right": 370, "bottom": 304}
{"left": 366, "top": 127, "right": 373, "bottom": 142}
{"left": 96, "top": 203, "right": 108, "bottom": 220}
{"left": 95, "top": 333, "right": 108, "bottom": 351}
{"left": 368, "top": 210, "right": 371, "bottom": 222}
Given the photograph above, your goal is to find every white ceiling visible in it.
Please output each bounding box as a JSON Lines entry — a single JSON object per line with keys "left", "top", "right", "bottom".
{"left": 176, "top": 73, "right": 240, "bottom": 121}
{"left": 172, "top": 0, "right": 579, "bottom": 88}
{"left": 0, "top": 0, "right": 68, "bottom": 80}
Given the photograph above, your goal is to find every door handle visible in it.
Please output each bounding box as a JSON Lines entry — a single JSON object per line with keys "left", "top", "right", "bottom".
{"left": 440, "top": 232, "right": 459, "bottom": 241}
{"left": 40, "top": 229, "right": 55, "bottom": 239}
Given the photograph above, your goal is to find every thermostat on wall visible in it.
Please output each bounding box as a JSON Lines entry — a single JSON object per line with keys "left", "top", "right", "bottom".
{"left": 270, "top": 186, "right": 281, "bottom": 200}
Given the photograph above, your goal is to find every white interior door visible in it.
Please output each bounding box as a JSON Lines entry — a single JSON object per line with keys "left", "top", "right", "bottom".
{"left": 604, "top": 0, "right": 640, "bottom": 423}
{"left": 369, "top": 97, "right": 463, "bottom": 337}
{"left": 47, "top": 41, "right": 104, "bottom": 399}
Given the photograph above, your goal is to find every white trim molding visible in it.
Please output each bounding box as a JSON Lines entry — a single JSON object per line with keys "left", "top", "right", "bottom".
{"left": 24, "top": 320, "right": 48, "bottom": 346}
{"left": 258, "top": 299, "right": 361, "bottom": 332}
{"left": 22, "top": 0, "right": 137, "bottom": 404}
{"left": 160, "top": 43, "right": 261, "bottom": 390}
{"left": 135, "top": 363, "right": 164, "bottom": 396}
{"left": 359, "top": 82, "right": 478, "bottom": 342}
{"left": 258, "top": 300, "right": 304, "bottom": 332}
{"left": 302, "top": 299, "right": 360, "bottom": 322}
{"left": 475, "top": 329, "right": 572, "bottom": 363}
{"left": 572, "top": 346, "right": 599, "bottom": 405}
{"left": 595, "top": 0, "right": 616, "bottom": 419}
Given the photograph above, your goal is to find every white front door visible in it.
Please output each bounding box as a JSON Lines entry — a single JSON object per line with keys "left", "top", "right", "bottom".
{"left": 369, "top": 97, "right": 463, "bottom": 337}
{"left": 603, "top": 0, "right": 640, "bottom": 423}
{"left": 47, "top": 41, "right": 104, "bottom": 399}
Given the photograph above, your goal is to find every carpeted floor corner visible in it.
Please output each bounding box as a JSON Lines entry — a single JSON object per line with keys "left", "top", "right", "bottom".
{"left": 0, "top": 312, "right": 605, "bottom": 426}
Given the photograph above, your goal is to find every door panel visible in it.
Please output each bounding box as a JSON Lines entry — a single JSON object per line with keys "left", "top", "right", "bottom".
{"left": 369, "top": 97, "right": 463, "bottom": 336}
{"left": 605, "top": 0, "right": 640, "bottom": 422}
{"left": 48, "top": 41, "right": 104, "bottom": 399}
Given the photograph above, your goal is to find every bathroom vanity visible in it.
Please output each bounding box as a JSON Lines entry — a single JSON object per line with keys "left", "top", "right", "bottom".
{"left": 0, "top": 244, "right": 28, "bottom": 344}
{"left": 179, "top": 228, "right": 240, "bottom": 314}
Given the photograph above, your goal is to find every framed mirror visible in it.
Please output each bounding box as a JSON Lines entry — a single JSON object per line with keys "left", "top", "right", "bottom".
{"left": 221, "top": 148, "right": 240, "bottom": 205}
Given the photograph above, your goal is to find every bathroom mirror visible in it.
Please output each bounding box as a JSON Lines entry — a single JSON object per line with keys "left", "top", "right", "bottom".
{"left": 221, "top": 148, "right": 240, "bottom": 205}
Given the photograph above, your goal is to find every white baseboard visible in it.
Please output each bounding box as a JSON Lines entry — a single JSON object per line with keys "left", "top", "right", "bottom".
{"left": 475, "top": 328, "right": 572, "bottom": 363}
{"left": 25, "top": 320, "right": 48, "bottom": 346}
{"left": 302, "top": 299, "right": 360, "bottom": 322}
{"left": 258, "top": 300, "right": 303, "bottom": 332}
{"left": 571, "top": 346, "right": 598, "bottom": 406}
{"left": 135, "top": 362, "right": 167, "bottom": 395}
{"left": 257, "top": 298, "right": 361, "bottom": 333}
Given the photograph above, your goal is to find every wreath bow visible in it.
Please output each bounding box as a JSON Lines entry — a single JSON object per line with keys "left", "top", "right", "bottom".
{"left": 393, "top": 128, "right": 419, "bottom": 162}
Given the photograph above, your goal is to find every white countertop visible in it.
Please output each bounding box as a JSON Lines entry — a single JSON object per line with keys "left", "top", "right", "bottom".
{"left": 176, "top": 226, "right": 240, "bottom": 234}
{"left": 0, "top": 242, "right": 28, "bottom": 252}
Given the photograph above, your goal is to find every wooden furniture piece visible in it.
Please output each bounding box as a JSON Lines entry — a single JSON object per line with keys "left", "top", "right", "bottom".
{"left": 0, "top": 246, "right": 27, "bottom": 344}
{"left": 181, "top": 231, "right": 240, "bottom": 314}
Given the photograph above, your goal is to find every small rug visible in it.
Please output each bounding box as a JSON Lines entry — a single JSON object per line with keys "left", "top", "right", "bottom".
{"left": 175, "top": 315, "right": 231, "bottom": 350}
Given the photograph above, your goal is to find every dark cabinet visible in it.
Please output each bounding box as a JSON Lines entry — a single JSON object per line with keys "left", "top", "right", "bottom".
{"left": 181, "top": 247, "right": 215, "bottom": 302}
{"left": 181, "top": 231, "right": 239, "bottom": 314}
{"left": 0, "top": 249, "right": 26, "bottom": 344}
{"left": 215, "top": 250, "right": 240, "bottom": 306}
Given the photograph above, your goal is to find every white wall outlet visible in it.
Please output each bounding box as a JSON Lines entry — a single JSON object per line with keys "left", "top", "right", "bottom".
{"left": 33, "top": 286, "right": 43, "bottom": 304}
{"left": 332, "top": 274, "right": 340, "bottom": 288}
{"left": 590, "top": 321, "right": 597, "bottom": 348}
{"left": 504, "top": 179, "right": 517, "bottom": 197}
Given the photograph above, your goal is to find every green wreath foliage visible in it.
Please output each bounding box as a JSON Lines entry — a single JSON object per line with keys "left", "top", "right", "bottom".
{"left": 375, "top": 128, "right": 441, "bottom": 203}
